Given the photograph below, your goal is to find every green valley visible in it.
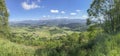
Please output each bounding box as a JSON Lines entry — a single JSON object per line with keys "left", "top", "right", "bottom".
{"left": 1, "top": 0, "right": 120, "bottom": 56}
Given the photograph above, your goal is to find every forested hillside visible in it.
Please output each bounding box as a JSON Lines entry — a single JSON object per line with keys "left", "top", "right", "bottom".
{"left": 1, "top": 0, "right": 120, "bottom": 56}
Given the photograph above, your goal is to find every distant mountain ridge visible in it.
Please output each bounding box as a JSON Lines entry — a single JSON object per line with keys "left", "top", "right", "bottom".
{"left": 10, "top": 19, "right": 86, "bottom": 26}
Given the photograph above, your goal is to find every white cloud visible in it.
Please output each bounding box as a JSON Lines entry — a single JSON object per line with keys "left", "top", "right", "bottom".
{"left": 43, "top": 15, "right": 46, "bottom": 18}
{"left": 76, "top": 9, "right": 81, "bottom": 12}
{"left": 47, "top": 15, "right": 50, "bottom": 17}
{"left": 56, "top": 16, "right": 69, "bottom": 19}
{"left": 81, "top": 15, "right": 88, "bottom": 19}
{"left": 37, "top": 0, "right": 40, "bottom": 2}
{"left": 70, "top": 13, "right": 77, "bottom": 15}
{"left": 63, "top": 17, "right": 69, "bottom": 19}
{"left": 21, "top": 2, "right": 40, "bottom": 10}
{"left": 61, "top": 11, "right": 65, "bottom": 14}
{"left": 50, "top": 10, "right": 59, "bottom": 13}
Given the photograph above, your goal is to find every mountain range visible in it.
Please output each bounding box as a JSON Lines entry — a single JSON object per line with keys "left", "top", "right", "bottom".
{"left": 10, "top": 19, "right": 86, "bottom": 26}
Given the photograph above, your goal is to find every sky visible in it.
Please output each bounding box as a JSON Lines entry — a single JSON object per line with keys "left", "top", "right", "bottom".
{"left": 5, "top": 0, "right": 92, "bottom": 21}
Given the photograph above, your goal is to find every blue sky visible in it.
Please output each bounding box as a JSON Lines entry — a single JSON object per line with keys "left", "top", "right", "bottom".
{"left": 5, "top": 0, "right": 92, "bottom": 21}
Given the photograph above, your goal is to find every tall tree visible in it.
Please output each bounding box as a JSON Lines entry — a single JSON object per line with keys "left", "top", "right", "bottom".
{"left": 87, "top": 0, "right": 120, "bottom": 33}
{"left": 0, "top": 0, "right": 9, "bottom": 37}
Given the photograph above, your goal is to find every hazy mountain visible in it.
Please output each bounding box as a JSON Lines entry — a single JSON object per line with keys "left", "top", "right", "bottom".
{"left": 10, "top": 19, "right": 86, "bottom": 26}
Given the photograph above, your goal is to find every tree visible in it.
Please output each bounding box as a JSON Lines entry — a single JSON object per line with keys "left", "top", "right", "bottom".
{"left": 0, "top": 0, "right": 9, "bottom": 37}
{"left": 87, "top": 0, "right": 120, "bottom": 33}
{"left": 86, "top": 18, "right": 91, "bottom": 25}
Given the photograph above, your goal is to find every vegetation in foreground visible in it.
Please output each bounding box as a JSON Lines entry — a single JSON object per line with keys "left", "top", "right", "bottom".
{"left": 1, "top": 0, "right": 120, "bottom": 56}
{"left": 2, "top": 26, "right": 120, "bottom": 56}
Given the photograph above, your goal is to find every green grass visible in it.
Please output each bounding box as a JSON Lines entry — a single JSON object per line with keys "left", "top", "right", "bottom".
{"left": 0, "top": 38, "right": 35, "bottom": 56}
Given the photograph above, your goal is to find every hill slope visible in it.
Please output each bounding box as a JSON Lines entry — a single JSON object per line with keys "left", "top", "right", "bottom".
{"left": 0, "top": 38, "right": 35, "bottom": 56}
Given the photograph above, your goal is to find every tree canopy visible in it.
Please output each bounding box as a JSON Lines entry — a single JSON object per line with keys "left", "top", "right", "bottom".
{"left": 87, "top": 0, "right": 120, "bottom": 33}
{"left": 0, "top": 0, "right": 9, "bottom": 36}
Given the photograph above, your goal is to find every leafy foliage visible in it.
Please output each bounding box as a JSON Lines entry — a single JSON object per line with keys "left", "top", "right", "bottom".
{"left": 87, "top": 0, "right": 120, "bottom": 33}
{"left": 1, "top": 0, "right": 120, "bottom": 56}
